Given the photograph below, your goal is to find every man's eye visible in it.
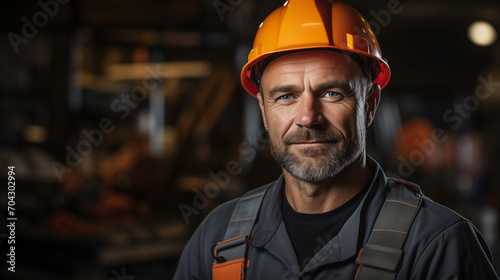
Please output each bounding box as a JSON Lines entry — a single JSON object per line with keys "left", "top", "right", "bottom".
{"left": 278, "top": 94, "right": 293, "bottom": 101}
{"left": 325, "top": 91, "right": 341, "bottom": 98}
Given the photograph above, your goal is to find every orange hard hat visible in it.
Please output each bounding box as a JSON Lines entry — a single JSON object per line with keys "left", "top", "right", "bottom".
{"left": 240, "top": 0, "right": 391, "bottom": 97}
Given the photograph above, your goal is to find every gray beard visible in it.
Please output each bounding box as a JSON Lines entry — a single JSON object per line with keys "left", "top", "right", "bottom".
{"left": 269, "top": 129, "right": 364, "bottom": 183}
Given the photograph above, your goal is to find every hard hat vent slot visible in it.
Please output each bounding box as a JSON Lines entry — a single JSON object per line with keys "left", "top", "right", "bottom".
{"left": 315, "top": 0, "right": 334, "bottom": 45}
{"left": 346, "top": 33, "right": 369, "bottom": 53}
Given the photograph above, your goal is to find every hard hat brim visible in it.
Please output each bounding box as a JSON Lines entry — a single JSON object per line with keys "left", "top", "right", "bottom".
{"left": 241, "top": 46, "right": 390, "bottom": 97}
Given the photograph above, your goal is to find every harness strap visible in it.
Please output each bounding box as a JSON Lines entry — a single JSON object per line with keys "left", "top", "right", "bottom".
{"left": 355, "top": 178, "right": 422, "bottom": 280}
{"left": 212, "top": 185, "right": 270, "bottom": 280}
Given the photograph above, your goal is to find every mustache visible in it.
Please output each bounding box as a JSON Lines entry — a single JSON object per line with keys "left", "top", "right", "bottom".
{"left": 283, "top": 129, "right": 343, "bottom": 145}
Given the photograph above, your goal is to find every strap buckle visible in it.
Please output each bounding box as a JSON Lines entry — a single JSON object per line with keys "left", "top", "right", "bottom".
{"left": 213, "top": 235, "right": 250, "bottom": 264}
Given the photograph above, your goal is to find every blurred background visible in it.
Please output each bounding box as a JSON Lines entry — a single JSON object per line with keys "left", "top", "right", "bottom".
{"left": 1, "top": 0, "right": 500, "bottom": 279}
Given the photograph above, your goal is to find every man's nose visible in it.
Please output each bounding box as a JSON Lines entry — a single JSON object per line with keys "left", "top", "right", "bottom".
{"left": 294, "top": 95, "right": 324, "bottom": 128}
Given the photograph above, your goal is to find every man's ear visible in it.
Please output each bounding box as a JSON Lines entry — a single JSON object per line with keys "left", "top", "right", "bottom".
{"left": 365, "top": 84, "right": 381, "bottom": 127}
{"left": 257, "top": 92, "right": 269, "bottom": 131}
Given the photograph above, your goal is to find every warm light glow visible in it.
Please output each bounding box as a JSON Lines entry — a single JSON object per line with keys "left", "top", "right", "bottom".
{"left": 106, "top": 61, "right": 212, "bottom": 81}
{"left": 23, "top": 125, "right": 48, "bottom": 143}
{"left": 468, "top": 21, "right": 497, "bottom": 47}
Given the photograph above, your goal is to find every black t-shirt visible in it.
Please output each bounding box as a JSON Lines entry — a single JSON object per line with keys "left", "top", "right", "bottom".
{"left": 282, "top": 186, "right": 367, "bottom": 269}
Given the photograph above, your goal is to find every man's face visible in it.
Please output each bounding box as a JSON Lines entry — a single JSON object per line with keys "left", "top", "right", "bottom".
{"left": 258, "top": 51, "right": 378, "bottom": 183}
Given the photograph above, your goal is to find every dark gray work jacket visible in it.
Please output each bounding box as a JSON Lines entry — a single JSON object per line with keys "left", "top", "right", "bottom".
{"left": 174, "top": 158, "right": 499, "bottom": 279}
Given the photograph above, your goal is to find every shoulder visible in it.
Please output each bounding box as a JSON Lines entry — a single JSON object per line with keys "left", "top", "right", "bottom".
{"left": 195, "top": 197, "right": 239, "bottom": 242}
{"left": 388, "top": 177, "right": 470, "bottom": 237}
{"left": 416, "top": 196, "right": 468, "bottom": 231}
{"left": 173, "top": 183, "right": 273, "bottom": 280}
{"left": 401, "top": 193, "right": 497, "bottom": 278}
{"left": 183, "top": 182, "right": 274, "bottom": 251}
{"left": 412, "top": 195, "right": 486, "bottom": 251}
{"left": 201, "top": 183, "right": 272, "bottom": 233}
{"left": 404, "top": 179, "right": 479, "bottom": 248}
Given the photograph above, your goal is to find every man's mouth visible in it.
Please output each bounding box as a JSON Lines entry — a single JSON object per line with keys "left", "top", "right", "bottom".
{"left": 283, "top": 130, "right": 343, "bottom": 146}
{"left": 289, "top": 140, "right": 336, "bottom": 147}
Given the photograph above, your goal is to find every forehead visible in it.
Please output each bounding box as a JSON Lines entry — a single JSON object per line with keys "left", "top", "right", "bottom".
{"left": 261, "top": 51, "right": 364, "bottom": 87}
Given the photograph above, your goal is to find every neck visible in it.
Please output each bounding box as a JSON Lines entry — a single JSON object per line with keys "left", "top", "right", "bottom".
{"left": 283, "top": 155, "right": 372, "bottom": 214}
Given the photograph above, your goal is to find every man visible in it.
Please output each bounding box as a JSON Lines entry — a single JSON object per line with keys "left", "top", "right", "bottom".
{"left": 174, "top": 0, "right": 499, "bottom": 279}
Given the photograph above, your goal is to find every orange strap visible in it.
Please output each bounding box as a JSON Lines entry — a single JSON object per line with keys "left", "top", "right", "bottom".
{"left": 212, "top": 258, "right": 248, "bottom": 280}
{"left": 211, "top": 186, "right": 269, "bottom": 280}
